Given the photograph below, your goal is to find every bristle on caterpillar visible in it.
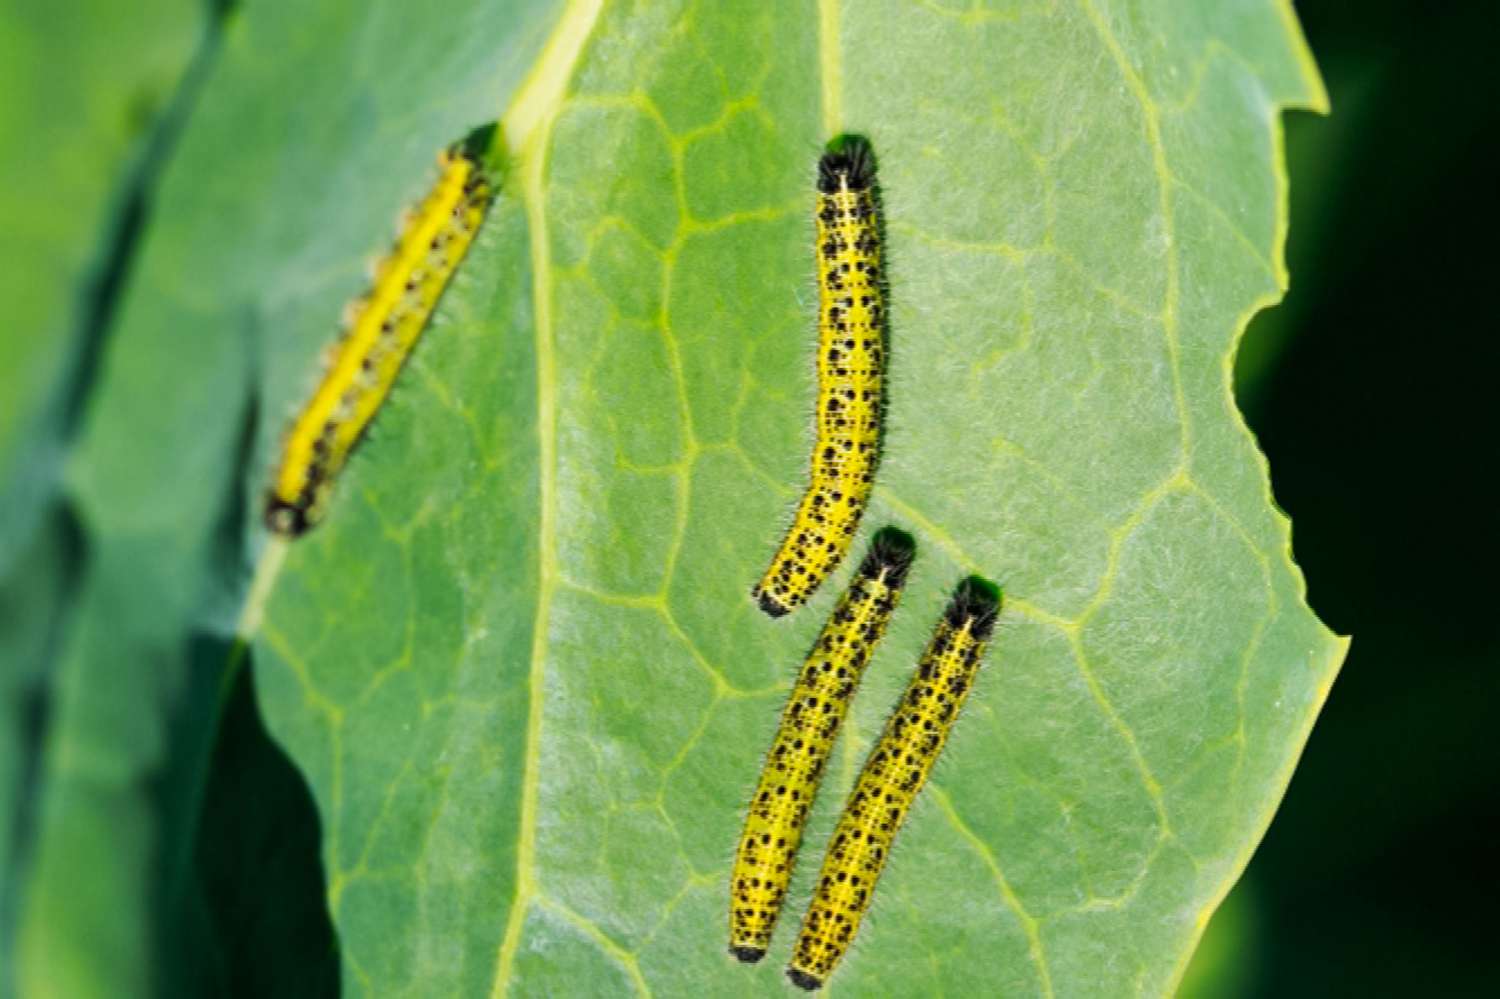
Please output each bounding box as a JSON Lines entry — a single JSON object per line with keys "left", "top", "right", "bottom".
{"left": 752, "top": 135, "right": 886, "bottom": 617}
{"left": 729, "top": 528, "right": 915, "bottom": 962}
{"left": 786, "top": 577, "right": 1002, "bottom": 990}
{"left": 264, "top": 124, "right": 498, "bottom": 537}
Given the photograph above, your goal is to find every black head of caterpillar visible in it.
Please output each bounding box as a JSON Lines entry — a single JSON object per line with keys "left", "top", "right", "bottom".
{"left": 858, "top": 525, "right": 915, "bottom": 585}
{"left": 944, "top": 575, "right": 1002, "bottom": 638}
{"left": 817, "top": 134, "right": 878, "bottom": 194}
{"left": 453, "top": 122, "right": 499, "bottom": 168}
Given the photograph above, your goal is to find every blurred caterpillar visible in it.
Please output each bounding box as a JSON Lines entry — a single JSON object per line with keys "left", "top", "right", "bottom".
{"left": 729, "top": 528, "right": 915, "bottom": 963}
{"left": 265, "top": 124, "right": 498, "bottom": 536}
{"left": 752, "top": 135, "right": 886, "bottom": 617}
{"left": 787, "top": 577, "right": 1002, "bottom": 990}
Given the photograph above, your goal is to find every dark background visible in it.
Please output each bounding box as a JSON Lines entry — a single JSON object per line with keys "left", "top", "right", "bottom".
{"left": 1196, "top": 1, "right": 1498, "bottom": 994}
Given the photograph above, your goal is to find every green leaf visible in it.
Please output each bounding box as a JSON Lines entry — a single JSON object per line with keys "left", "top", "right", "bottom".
{"left": 0, "top": 0, "right": 202, "bottom": 986}
{"left": 0, "top": 0, "right": 201, "bottom": 563}
{"left": 13, "top": 0, "right": 1347, "bottom": 994}
{"left": 249, "top": 0, "right": 1343, "bottom": 993}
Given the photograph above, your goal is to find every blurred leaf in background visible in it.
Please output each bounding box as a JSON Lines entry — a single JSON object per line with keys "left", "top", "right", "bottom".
{"left": 0, "top": 0, "right": 204, "bottom": 560}
{"left": 1, "top": 0, "right": 1358, "bottom": 996}
{"left": 1, "top": 0, "right": 208, "bottom": 988}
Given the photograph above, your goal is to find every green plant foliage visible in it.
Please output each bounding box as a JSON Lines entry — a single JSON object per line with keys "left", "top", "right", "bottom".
{"left": 0, "top": 0, "right": 203, "bottom": 990}
{"left": 0, "top": 0, "right": 202, "bottom": 562}
{"left": 2, "top": 1, "right": 562, "bottom": 995}
{"left": 3, "top": 0, "right": 1346, "bottom": 995}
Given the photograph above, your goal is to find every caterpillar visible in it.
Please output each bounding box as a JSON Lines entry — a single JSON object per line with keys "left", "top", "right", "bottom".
{"left": 264, "top": 123, "right": 498, "bottom": 536}
{"left": 786, "top": 576, "right": 1002, "bottom": 991}
{"left": 752, "top": 134, "right": 886, "bottom": 618}
{"left": 729, "top": 528, "right": 915, "bottom": 964}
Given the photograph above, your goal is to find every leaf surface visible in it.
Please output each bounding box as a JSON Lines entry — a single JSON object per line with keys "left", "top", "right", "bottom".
{"left": 255, "top": 0, "right": 1344, "bottom": 993}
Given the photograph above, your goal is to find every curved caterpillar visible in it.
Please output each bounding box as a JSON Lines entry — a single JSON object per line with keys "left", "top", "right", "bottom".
{"left": 752, "top": 135, "right": 886, "bottom": 618}
{"left": 729, "top": 528, "right": 915, "bottom": 964}
{"left": 264, "top": 124, "right": 498, "bottom": 536}
{"left": 787, "top": 577, "right": 1002, "bottom": 991}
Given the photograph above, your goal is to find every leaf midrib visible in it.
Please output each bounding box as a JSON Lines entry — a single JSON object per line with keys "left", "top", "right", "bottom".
{"left": 489, "top": 0, "right": 608, "bottom": 994}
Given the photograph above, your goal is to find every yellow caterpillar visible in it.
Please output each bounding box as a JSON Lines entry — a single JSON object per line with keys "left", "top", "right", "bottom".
{"left": 787, "top": 577, "right": 1002, "bottom": 990}
{"left": 264, "top": 124, "right": 498, "bottom": 536}
{"left": 753, "top": 135, "right": 886, "bottom": 618}
{"left": 729, "top": 528, "right": 915, "bottom": 963}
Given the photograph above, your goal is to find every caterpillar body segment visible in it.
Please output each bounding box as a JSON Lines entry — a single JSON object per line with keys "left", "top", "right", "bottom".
{"left": 787, "top": 577, "right": 1002, "bottom": 990}
{"left": 729, "top": 528, "right": 915, "bottom": 963}
{"left": 752, "top": 135, "right": 886, "bottom": 617}
{"left": 265, "top": 124, "right": 498, "bottom": 536}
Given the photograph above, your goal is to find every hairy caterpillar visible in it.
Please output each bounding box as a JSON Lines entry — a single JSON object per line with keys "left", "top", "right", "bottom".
{"left": 264, "top": 124, "right": 498, "bottom": 536}
{"left": 752, "top": 135, "right": 886, "bottom": 618}
{"left": 787, "top": 577, "right": 1002, "bottom": 991}
{"left": 729, "top": 528, "right": 915, "bottom": 963}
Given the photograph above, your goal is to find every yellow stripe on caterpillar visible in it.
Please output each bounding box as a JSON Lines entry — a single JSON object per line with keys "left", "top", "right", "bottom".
{"left": 265, "top": 124, "right": 498, "bottom": 536}
{"left": 753, "top": 135, "right": 886, "bottom": 618}
{"left": 787, "top": 577, "right": 1002, "bottom": 991}
{"left": 729, "top": 528, "right": 915, "bottom": 964}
